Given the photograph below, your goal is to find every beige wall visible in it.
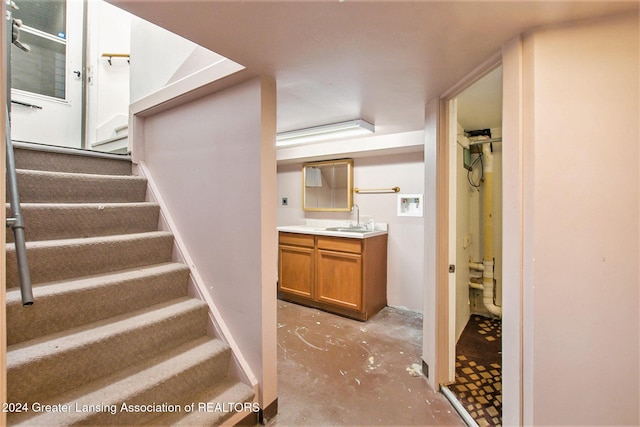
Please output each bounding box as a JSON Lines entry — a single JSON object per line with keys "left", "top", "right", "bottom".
{"left": 504, "top": 12, "right": 639, "bottom": 425}
{"left": 277, "top": 150, "right": 425, "bottom": 311}
{"left": 455, "top": 142, "right": 471, "bottom": 338}
{"left": 139, "top": 77, "right": 278, "bottom": 409}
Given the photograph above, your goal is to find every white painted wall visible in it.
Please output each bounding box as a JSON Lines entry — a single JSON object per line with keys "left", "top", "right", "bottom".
{"left": 503, "top": 12, "right": 639, "bottom": 425}
{"left": 138, "top": 77, "right": 278, "bottom": 410}
{"left": 277, "top": 134, "right": 425, "bottom": 312}
{"left": 130, "top": 19, "right": 228, "bottom": 103}
{"left": 354, "top": 153, "right": 425, "bottom": 311}
{"left": 127, "top": 14, "right": 275, "bottom": 410}
{"left": 86, "top": 0, "right": 132, "bottom": 147}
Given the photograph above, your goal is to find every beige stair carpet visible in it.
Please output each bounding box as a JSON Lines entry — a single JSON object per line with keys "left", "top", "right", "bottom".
{"left": 5, "top": 145, "right": 255, "bottom": 426}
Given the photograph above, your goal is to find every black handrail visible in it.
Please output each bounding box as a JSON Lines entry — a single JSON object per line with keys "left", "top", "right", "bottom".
{"left": 5, "top": 111, "right": 33, "bottom": 305}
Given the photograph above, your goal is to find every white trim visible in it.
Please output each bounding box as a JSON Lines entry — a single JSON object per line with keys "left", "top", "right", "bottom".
{"left": 441, "top": 51, "right": 502, "bottom": 100}
{"left": 501, "top": 35, "right": 524, "bottom": 426}
{"left": 441, "top": 386, "right": 480, "bottom": 427}
{"left": 130, "top": 59, "right": 245, "bottom": 116}
{"left": 12, "top": 140, "right": 130, "bottom": 160}
{"left": 428, "top": 52, "right": 504, "bottom": 391}
{"left": 446, "top": 98, "right": 457, "bottom": 383}
{"left": 135, "top": 161, "right": 259, "bottom": 396}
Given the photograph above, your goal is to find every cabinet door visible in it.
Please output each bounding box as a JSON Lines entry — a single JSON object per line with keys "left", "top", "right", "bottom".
{"left": 316, "top": 249, "right": 362, "bottom": 310}
{"left": 279, "top": 245, "right": 314, "bottom": 298}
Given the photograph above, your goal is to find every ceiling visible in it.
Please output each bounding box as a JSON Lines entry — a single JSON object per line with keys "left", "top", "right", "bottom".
{"left": 457, "top": 66, "right": 503, "bottom": 132}
{"left": 109, "top": 0, "right": 637, "bottom": 138}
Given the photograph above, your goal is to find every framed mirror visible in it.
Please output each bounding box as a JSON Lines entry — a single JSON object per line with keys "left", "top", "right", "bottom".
{"left": 302, "top": 159, "right": 354, "bottom": 212}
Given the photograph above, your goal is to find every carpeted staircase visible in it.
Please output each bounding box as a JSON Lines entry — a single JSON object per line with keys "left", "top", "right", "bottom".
{"left": 5, "top": 144, "right": 255, "bottom": 426}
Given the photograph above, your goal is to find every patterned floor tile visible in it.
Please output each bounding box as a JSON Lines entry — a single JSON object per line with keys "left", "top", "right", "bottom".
{"left": 450, "top": 315, "right": 502, "bottom": 426}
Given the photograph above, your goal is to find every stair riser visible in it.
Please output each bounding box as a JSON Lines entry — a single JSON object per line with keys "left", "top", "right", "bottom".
{"left": 6, "top": 204, "right": 160, "bottom": 243}
{"left": 7, "top": 265, "right": 190, "bottom": 346}
{"left": 7, "top": 302, "right": 209, "bottom": 403}
{"left": 14, "top": 147, "right": 132, "bottom": 176}
{"left": 5, "top": 234, "right": 175, "bottom": 288}
{"left": 13, "top": 170, "right": 147, "bottom": 203}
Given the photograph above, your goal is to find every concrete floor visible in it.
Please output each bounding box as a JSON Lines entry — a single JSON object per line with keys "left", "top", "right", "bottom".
{"left": 271, "top": 300, "right": 464, "bottom": 426}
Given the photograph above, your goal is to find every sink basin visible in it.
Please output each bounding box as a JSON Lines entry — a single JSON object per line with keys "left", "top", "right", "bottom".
{"left": 325, "top": 226, "right": 370, "bottom": 233}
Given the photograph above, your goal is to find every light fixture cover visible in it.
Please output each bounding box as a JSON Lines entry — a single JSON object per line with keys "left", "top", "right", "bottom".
{"left": 276, "top": 119, "right": 375, "bottom": 146}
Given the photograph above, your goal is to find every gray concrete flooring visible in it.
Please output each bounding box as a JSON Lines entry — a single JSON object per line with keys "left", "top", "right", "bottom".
{"left": 271, "top": 300, "right": 464, "bottom": 426}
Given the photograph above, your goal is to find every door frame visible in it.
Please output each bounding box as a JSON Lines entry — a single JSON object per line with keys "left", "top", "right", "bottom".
{"left": 426, "top": 41, "right": 525, "bottom": 426}
{"left": 435, "top": 50, "right": 502, "bottom": 385}
{"left": 422, "top": 45, "right": 528, "bottom": 421}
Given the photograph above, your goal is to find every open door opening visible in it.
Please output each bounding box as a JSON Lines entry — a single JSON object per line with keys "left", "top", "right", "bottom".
{"left": 9, "top": 0, "right": 132, "bottom": 153}
{"left": 9, "top": 0, "right": 85, "bottom": 148}
{"left": 441, "top": 66, "right": 504, "bottom": 427}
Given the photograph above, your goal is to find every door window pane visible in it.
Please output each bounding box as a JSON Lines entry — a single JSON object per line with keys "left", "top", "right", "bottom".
{"left": 14, "top": 0, "right": 66, "bottom": 38}
{"left": 11, "top": 0, "right": 67, "bottom": 100}
{"left": 12, "top": 32, "right": 66, "bottom": 99}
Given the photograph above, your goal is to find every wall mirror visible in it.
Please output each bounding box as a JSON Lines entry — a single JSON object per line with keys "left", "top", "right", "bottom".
{"left": 302, "top": 159, "right": 354, "bottom": 211}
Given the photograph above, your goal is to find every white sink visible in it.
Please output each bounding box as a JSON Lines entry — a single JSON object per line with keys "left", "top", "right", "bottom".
{"left": 325, "top": 227, "right": 370, "bottom": 233}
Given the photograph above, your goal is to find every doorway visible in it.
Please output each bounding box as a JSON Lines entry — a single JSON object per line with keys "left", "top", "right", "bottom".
{"left": 442, "top": 66, "right": 504, "bottom": 426}
{"left": 9, "top": 0, "right": 85, "bottom": 148}
{"left": 8, "top": 0, "right": 131, "bottom": 152}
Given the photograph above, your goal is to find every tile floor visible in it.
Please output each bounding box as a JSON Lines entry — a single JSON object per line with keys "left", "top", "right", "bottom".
{"left": 270, "top": 300, "right": 464, "bottom": 426}
{"left": 451, "top": 315, "right": 502, "bottom": 426}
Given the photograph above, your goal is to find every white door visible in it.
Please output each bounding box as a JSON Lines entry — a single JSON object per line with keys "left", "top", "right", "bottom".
{"left": 10, "top": 0, "right": 84, "bottom": 148}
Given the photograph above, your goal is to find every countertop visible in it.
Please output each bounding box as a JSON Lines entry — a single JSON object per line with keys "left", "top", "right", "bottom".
{"left": 277, "top": 221, "right": 388, "bottom": 239}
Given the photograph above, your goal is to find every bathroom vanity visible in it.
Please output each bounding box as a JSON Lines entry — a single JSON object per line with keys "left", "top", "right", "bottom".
{"left": 277, "top": 225, "right": 388, "bottom": 321}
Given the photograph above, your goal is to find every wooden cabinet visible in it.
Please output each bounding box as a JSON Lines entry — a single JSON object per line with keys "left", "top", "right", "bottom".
{"left": 278, "top": 233, "right": 314, "bottom": 298}
{"left": 278, "top": 231, "right": 387, "bottom": 321}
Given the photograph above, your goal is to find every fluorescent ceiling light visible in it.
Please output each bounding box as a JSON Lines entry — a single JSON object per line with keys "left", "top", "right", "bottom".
{"left": 276, "top": 119, "right": 375, "bottom": 146}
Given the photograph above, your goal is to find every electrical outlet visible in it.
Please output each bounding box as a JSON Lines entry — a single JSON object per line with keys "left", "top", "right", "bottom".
{"left": 282, "top": 197, "right": 288, "bottom": 206}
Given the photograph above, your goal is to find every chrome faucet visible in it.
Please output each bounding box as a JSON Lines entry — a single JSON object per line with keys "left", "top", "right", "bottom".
{"left": 351, "top": 204, "right": 360, "bottom": 228}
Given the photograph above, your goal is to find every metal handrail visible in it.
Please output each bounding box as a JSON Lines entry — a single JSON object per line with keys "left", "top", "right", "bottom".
{"left": 5, "top": 111, "right": 33, "bottom": 305}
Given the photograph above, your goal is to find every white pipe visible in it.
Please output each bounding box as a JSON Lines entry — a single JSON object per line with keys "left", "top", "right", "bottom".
{"left": 469, "top": 281, "right": 484, "bottom": 290}
{"left": 482, "top": 143, "right": 502, "bottom": 318}
{"left": 469, "top": 261, "right": 484, "bottom": 271}
{"left": 482, "top": 260, "right": 501, "bottom": 317}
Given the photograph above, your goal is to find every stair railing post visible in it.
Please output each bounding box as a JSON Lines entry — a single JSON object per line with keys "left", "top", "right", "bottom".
{"left": 5, "top": 112, "right": 33, "bottom": 305}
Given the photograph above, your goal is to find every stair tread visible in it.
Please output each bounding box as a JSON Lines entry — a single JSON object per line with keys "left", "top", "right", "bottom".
{"left": 13, "top": 169, "right": 147, "bottom": 203}
{"left": 7, "top": 297, "right": 206, "bottom": 359}
{"left": 10, "top": 201, "right": 159, "bottom": 209}
{"left": 6, "top": 230, "right": 173, "bottom": 251}
{"left": 6, "top": 202, "right": 161, "bottom": 243}
{"left": 7, "top": 297, "right": 210, "bottom": 402}
{"left": 8, "top": 337, "right": 230, "bottom": 426}
{"left": 16, "top": 168, "right": 146, "bottom": 181}
{"left": 6, "top": 262, "right": 188, "bottom": 298}
{"left": 6, "top": 231, "right": 175, "bottom": 289}
{"left": 6, "top": 262, "right": 191, "bottom": 346}
{"left": 13, "top": 144, "right": 133, "bottom": 176}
